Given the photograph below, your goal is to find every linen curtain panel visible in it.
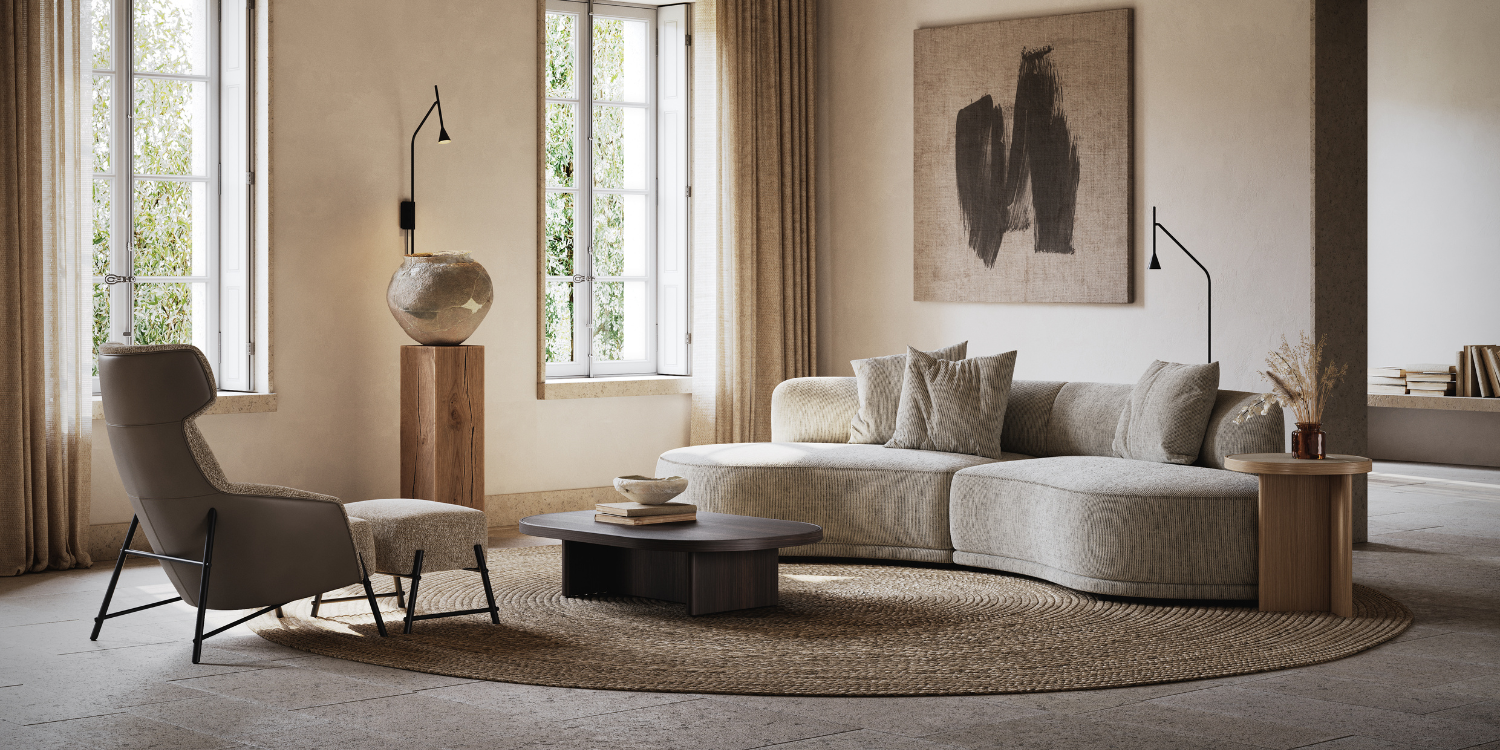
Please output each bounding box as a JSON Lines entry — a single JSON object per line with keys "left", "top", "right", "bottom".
{"left": 690, "top": 0, "right": 817, "bottom": 445}
{"left": 1, "top": 0, "right": 93, "bottom": 575}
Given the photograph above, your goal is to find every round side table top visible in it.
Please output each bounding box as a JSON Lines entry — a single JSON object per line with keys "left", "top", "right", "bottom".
{"left": 1223, "top": 453, "right": 1373, "bottom": 476}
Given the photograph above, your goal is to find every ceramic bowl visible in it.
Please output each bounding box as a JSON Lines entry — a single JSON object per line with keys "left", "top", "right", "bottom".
{"left": 613, "top": 475, "right": 689, "bottom": 505}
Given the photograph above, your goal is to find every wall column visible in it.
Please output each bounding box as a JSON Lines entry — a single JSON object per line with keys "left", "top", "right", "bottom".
{"left": 1311, "top": 0, "right": 1368, "bottom": 542}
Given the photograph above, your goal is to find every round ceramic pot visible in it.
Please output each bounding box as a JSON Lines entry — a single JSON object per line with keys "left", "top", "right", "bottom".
{"left": 612, "top": 475, "right": 689, "bottom": 505}
{"left": 387, "top": 252, "right": 494, "bottom": 345}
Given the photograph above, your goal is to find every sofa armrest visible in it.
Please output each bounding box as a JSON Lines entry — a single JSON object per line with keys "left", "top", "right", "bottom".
{"left": 1196, "top": 390, "right": 1286, "bottom": 469}
{"left": 770, "top": 377, "right": 859, "bottom": 443}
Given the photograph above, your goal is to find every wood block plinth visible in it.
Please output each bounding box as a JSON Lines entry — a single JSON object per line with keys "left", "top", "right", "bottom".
{"left": 400, "top": 345, "right": 484, "bottom": 510}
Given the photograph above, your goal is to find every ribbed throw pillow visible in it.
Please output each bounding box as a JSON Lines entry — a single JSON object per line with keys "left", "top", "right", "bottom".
{"left": 1112, "top": 360, "right": 1221, "bottom": 464}
{"left": 885, "top": 347, "right": 1017, "bottom": 459}
{"left": 848, "top": 341, "right": 967, "bottom": 444}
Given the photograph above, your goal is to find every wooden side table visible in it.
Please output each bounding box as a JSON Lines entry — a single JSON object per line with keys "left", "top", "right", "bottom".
{"left": 1224, "top": 453, "right": 1372, "bottom": 617}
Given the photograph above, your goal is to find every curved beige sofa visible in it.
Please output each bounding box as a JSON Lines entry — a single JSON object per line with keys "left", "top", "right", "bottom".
{"left": 657, "top": 377, "right": 1283, "bottom": 600}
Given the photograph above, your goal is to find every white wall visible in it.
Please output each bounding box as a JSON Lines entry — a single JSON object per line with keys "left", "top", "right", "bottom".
{"left": 90, "top": 0, "right": 692, "bottom": 526}
{"left": 818, "top": 0, "right": 1313, "bottom": 393}
{"left": 1368, "top": 0, "right": 1500, "bottom": 367}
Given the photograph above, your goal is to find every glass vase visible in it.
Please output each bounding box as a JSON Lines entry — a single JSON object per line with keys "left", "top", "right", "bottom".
{"left": 1291, "top": 422, "right": 1326, "bottom": 460}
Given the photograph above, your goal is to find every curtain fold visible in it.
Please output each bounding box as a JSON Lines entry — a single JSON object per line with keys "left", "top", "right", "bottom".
{"left": 2, "top": 0, "right": 94, "bottom": 575}
{"left": 692, "top": 0, "right": 817, "bottom": 445}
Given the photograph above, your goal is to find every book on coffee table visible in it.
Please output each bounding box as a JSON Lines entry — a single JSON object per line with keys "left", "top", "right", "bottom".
{"left": 596, "top": 501, "right": 697, "bottom": 517}
{"left": 594, "top": 512, "right": 697, "bottom": 526}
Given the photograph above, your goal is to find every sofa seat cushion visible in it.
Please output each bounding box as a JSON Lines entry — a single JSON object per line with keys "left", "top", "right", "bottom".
{"left": 950, "top": 456, "right": 1259, "bottom": 596}
{"left": 658, "top": 443, "right": 1029, "bottom": 560}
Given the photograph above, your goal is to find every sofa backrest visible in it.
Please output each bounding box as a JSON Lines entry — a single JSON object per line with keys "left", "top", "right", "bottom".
{"left": 770, "top": 376, "right": 1284, "bottom": 470}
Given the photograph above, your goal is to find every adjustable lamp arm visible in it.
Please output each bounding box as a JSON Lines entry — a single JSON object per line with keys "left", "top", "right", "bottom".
{"left": 1149, "top": 206, "right": 1213, "bottom": 364}
{"left": 400, "top": 86, "right": 451, "bottom": 255}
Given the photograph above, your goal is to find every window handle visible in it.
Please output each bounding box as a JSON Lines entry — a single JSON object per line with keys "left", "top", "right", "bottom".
{"left": 572, "top": 274, "right": 594, "bottom": 283}
{"left": 103, "top": 274, "right": 135, "bottom": 285}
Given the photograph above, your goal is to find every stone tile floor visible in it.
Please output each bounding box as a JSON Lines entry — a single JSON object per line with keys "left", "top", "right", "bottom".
{"left": 1, "top": 460, "right": 1497, "bottom": 749}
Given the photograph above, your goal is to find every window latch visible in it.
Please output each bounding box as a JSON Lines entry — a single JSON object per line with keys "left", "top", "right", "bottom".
{"left": 103, "top": 274, "right": 136, "bottom": 285}
{"left": 572, "top": 274, "right": 594, "bottom": 283}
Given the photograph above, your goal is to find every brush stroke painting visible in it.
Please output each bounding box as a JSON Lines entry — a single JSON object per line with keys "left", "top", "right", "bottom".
{"left": 915, "top": 10, "right": 1131, "bottom": 303}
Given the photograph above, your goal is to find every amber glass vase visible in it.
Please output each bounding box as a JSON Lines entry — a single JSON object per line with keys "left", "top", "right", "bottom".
{"left": 1291, "top": 422, "right": 1327, "bottom": 460}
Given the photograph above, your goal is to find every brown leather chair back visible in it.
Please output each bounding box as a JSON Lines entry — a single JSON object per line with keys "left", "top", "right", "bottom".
{"left": 98, "top": 343, "right": 363, "bottom": 610}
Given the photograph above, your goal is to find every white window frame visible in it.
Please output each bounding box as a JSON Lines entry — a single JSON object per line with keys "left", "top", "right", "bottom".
{"left": 546, "top": 0, "right": 688, "bottom": 379}
{"left": 92, "top": 0, "right": 253, "bottom": 393}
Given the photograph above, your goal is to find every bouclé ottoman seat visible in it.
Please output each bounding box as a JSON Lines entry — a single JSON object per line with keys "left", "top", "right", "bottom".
{"left": 657, "top": 376, "right": 1282, "bottom": 600}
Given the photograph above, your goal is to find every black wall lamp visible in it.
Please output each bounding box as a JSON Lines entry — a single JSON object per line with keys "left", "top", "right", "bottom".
{"left": 399, "top": 85, "right": 452, "bottom": 255}
{"left": 1149, "top": 206, "right": 1213, "bottom": 364}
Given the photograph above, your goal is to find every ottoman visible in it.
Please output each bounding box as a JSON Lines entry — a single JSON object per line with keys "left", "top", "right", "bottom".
{"left": 342, "top": 498, "right": 499, "bottom": 634}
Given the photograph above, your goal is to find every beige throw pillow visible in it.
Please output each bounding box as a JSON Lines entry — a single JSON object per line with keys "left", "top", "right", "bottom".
{"left": 1112, "top": 360, "right": 1221, "bottom": 464}
{"left": 885, "top": 347, "right": 1017, "bottom": 459}
{"left": 848, "top": 341, "right": 967, "bottom": 444}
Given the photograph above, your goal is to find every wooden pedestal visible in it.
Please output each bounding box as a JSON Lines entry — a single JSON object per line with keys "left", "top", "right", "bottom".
{"left": 1224, "top": 453, "right": 1371, "bottom": 618}
{"left": 400, "top": 345, "right": 483, "bottom": 510}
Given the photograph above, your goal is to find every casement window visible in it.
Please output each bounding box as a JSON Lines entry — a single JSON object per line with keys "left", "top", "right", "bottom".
{"left": 543, "top": 0, "right": 690, "bottom": 378}
{"left": 91, "top": 0, "right": 253, "bottom": 392}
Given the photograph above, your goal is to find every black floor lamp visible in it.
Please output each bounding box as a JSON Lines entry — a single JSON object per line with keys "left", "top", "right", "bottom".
{"left": 1149, "top": 207, "right": 1213, "bottom": 364}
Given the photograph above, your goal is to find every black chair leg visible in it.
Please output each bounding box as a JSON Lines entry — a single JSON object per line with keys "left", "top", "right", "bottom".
{"left": 361, "top": 576, "right": 389, "bottom": 637}
{"left": 310, "top": 592, "right": 323, "bottom": 618}
{"left": 191, "top": 508, "right": 219, "bottom": 665}
{"left": 91, "top": 516, "right": 139, "bottom": 641}
{"left": 474, "top": 544, "right": 500, "bottom": 625}
{"left": 402, "top": 550, "right": 425, "bottom": 635}
{"left": 392, "top": 575, "right": 406, "bottom": 609}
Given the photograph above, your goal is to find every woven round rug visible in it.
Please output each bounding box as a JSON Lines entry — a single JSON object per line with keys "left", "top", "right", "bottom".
{"left": 250, "top": 545, "right": 1411, "bottom": 696}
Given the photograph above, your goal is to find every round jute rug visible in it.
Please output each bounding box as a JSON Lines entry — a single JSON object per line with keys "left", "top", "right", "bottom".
{"left": 249, "top": 546, "right": 1411, "bottom": 696}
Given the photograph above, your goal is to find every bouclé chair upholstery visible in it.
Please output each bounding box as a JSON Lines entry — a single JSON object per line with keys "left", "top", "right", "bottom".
{"left": 658, "top": 376, "right": 1282, "bottom": 600}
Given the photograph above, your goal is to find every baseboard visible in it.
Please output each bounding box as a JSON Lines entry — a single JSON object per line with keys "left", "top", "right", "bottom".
{"left": 484, "top": 487, "right": 618, "bottom": 528}
{"left": 88, "top": 521, "right": 153, "bottom": 563}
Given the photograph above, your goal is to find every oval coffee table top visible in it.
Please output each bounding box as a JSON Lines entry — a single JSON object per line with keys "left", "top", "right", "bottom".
{"left": 519, "top": 510, "right": 824, "bottom": 552}
{"left": 1224, "top": 453, "right": 1373, "bottom": 476}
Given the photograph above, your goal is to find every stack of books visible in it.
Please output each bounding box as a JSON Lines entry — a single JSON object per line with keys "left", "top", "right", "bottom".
{"left": 1367, "top": 366, "right": 1405, "bottom": 395}
{"left": 595, "top": 501, "right": 697, "bottom": 525}
{"left": 1460, "top": 346, "right": 1500, "bottom": 398}
{"left": 1403, "top": 364, "right": 1456, "bottom": 398}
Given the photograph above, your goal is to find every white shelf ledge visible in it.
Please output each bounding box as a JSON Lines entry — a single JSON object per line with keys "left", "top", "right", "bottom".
{"left": 1368, "top": 394, "right": 1500, "bottom": 413}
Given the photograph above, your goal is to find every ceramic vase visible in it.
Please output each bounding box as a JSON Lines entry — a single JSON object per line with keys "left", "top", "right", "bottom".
{"left": 387, "top": 252, "right": 494, "bottom": 345}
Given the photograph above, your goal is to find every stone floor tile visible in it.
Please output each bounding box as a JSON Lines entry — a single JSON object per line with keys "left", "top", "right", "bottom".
{"left": 763, "top": 728, "right": 966, "bottom": 749}
{"left": 1438, "top": 674, "right": 1500, "bottom": 700}
{"left": 270, "top": 653, "right": 477, "bottom": 691}
{"left": 533, "top": 697, "right": 858, "bottom": 750}
{"left": 1087, "top": 700, "right": 1343, "bottom": 748}
{"left": 1302, "top": 651, "right": 1498, "bottom": 690}
{"left": 239, "top": 722, "right": 403, "bottom": 749}
{"left": 702, "top": 694, "right": 1045, "bottom": 737}
{"left": 1294, "top": 737, "right": 1417, "bottom": 749}
{"left": 1381, "top": 632, "right": 1500, "bottom": 666}
{"left": 0, "top": 680, "right": 197, "bottom": 725}
{"left": 172, "top": 664, "right": 412, "bottom": 710}
{"left": 128, "top": 695, "right": 328, "bottom": 740}
{"left": 418, "top": 680, "right": 697, "bottom": 722}
{"left": 925, "top": 714, "right": 1261, "bottom": 750}
{"left": 1154, "top": 686, "right": 1500, "bottom": 749}
{"left": 1247, "top": 672, "right": 1488, "bottom": 715}
{"left": 296, "top": 693, "right": 558, "bottom": 749}
{"left": 1425, "top": 700, "right": 1500, "bottom": 729}
{"left": 994, "top": 675, "right": 1267, "bottom": 714}
{"left": 0, "top": 717, "right": 87, "bottom": 749}
{"left": 41, "top": 712, "right": 242, "bottom": 750}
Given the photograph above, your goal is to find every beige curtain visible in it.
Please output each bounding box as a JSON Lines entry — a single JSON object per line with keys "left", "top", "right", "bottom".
{"left": 691, "top": 0, "right": 817, "bottom": 445}
{"left": 1, "top": 0, "right": 94, "bottom": 575}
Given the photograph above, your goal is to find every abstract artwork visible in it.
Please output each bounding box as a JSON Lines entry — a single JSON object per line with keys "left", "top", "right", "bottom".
{"left": 914, "top": 10, "right": 1132, "bottom": 303}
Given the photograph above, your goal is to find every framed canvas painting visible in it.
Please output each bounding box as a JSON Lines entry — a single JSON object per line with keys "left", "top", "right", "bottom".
{"left": 914, "top": 9, "right": 1132, "bottom": 303}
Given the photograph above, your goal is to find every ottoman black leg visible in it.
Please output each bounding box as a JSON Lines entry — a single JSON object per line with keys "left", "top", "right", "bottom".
{"left": 361, "top": 576, "right": 389, "bottom": 637}
{"left": 403, "top": 550, "right": 425, "bottom": 635}
{"left": 392, "top": 575, "right": 406, "bottom": 609}
{"left": 474, "top": 544, "right": 500, "bottom": 624}
{"left": 310, "top": 593, "right": 322, "bottom": 617}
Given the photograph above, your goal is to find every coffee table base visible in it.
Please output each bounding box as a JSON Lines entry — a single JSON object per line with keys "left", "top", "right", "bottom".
{"left": 560, "top": 540, "right": 779, "bottom": 615}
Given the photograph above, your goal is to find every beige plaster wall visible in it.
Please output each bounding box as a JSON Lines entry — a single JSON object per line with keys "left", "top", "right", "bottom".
{"left": 817, "top": 0, "right": 1313, "bottom": 394}
{"left": 89, "top": 0, "right": 691, "bottom": 526}
{"left": 1368, "top": 0, "right": 1500, "bottom": 366}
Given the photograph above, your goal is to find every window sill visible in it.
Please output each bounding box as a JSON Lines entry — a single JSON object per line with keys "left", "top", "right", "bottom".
{"left": 92, "top": 392, "right": 279, "bottom": 421}
{"left": 541, "top": 375, "right": 692, "bottom": 400}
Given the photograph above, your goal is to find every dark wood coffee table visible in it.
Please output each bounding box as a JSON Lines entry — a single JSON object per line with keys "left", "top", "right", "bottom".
{"left": 518, "top": 511, "right": 823, "bottom": 615}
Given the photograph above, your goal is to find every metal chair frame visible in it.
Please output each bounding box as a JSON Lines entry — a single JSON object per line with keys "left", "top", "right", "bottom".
{"left": 308, "top": 544, "right": 500, "bottom": 634}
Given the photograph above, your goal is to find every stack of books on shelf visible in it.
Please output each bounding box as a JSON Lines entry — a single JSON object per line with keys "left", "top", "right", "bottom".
{"left": 1403, "top": 364, "right": 1456, "bottom": 398}
{"left": 1460, "top": 345, "right": 1500, "bottom": 398}
{"left": 595, "top": 501, "right": 697, "bottom": 525}
{"left": 1367, "top": 366, "right": 1406, "bottom": 395}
